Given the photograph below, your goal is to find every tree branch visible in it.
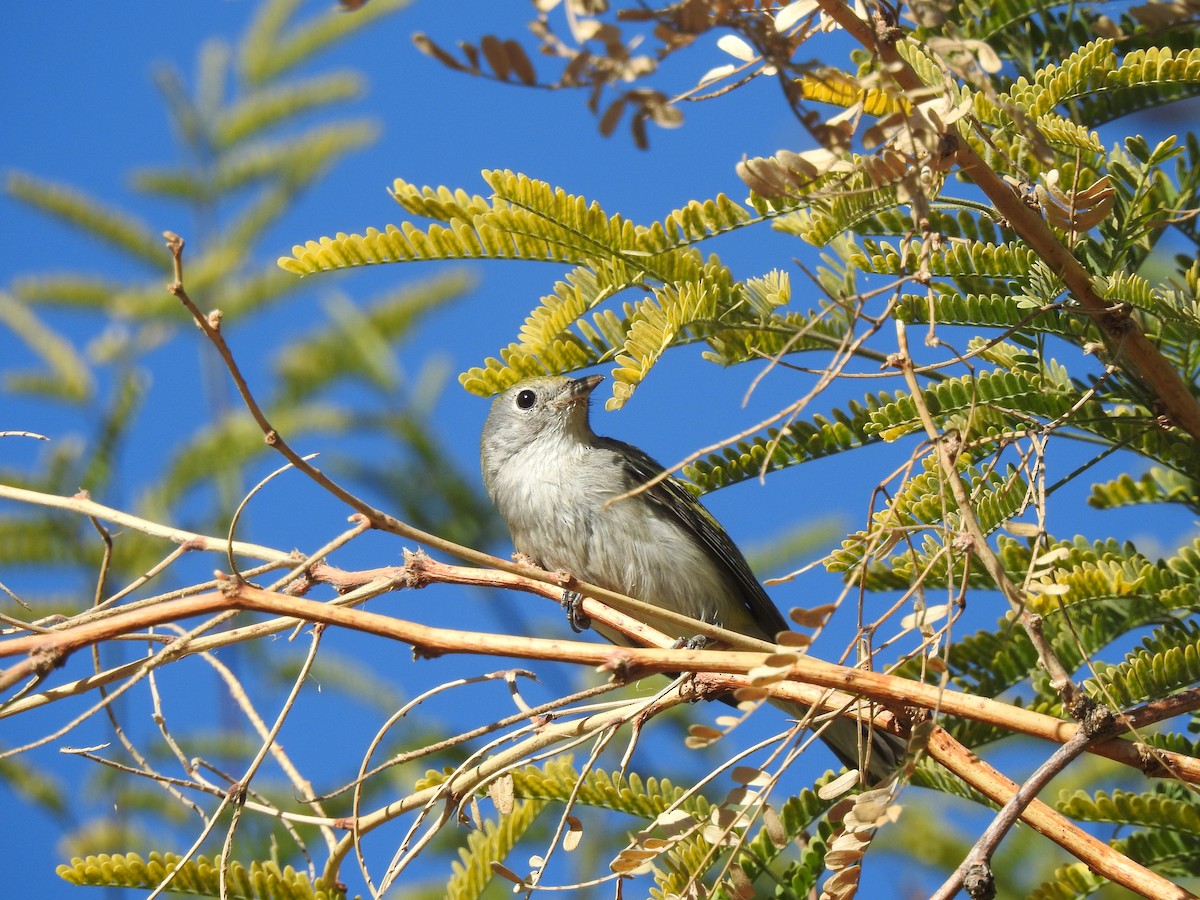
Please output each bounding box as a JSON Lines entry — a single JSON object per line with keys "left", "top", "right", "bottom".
{"left": 4, "top": 569, "right": 1196, "bottom": 783}
{"left": 926, "top": 725, "right": 1196, "bottom": 900}
{"left": 810, "top": 0, "right": 1200, "bottom": 442}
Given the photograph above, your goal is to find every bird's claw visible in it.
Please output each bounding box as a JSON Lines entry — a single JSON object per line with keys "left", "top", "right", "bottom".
{"left": 672, "top": 635, "right": 711, "bottom": 651}
{"left": 562, "top": 590, "right": 591, "bottom": 632}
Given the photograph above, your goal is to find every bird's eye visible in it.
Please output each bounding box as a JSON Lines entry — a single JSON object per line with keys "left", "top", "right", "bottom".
{"left": 515, "top": 390, "right": 536, "bottom": 410}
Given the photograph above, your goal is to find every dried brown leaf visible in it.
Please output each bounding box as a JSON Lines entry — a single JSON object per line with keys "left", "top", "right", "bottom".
{"left": 777, "top": 630, "right": 812, "bottom": 648}
{"left": 412, "top": 33, "right": 474, "bottom": 73}
{"left": 490, "top": 861, "right": 526, "bottom": 886}
{"left": 505, "top": 39, "right": 537, "bottom": 85}
{"left": 488, "top": 773, "right": 515, "bottom": 815}
{"left": 789, "top": 603, "right": 837, "bottom": 628}
{"left": 685, "top": 723, "right": 723, "bottom": 748}
{"left": 728, "top": 863, "right": 756, "bottom": 899}
{"left": 818, "top": 769, "right": 861, "bottom": 800}
{"left": 563, "top": 815, "right": 583, "bottom": 851}
{"left": 480, "top": 34, "right": 511, "bottom": 80}
{"left": 763, "top": 806, "right": 788, "bottom": 848}
{"left": 459, "top": 40, "right": 480, "bottom": 71}
{"left": 731, "top": 765, "right": 771, "bottom": 787}
{"left": 631, "top": 111, "right": 649, "bottom": 150}
{"left": 823, "top": 863, "right": 863, "bottom": 898}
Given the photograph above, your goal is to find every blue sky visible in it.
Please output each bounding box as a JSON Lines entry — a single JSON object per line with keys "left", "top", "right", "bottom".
{"left": 3, "top": 2, "right": 1198, "bottom": 897}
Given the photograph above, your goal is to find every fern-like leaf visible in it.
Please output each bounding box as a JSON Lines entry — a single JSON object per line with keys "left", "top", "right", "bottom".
{"left": 1028, "top": 861, "right": 1109, "bottom": 900}
{"left": 608, "top": 263, "right": 741, "bottom": 408}
{"left": 827, "top": 457, "right": 1032, "bottom": 577}
{"left": 851, "top": 239, "right": 1039, "bottom": 279}
{"left": 447, "top": 798, "right": 548, "bottom": 899}
{"left": 239, "top": 0, "right": 410, "bottom": 86}
{"left": 213, "top": 71, "right": 365, "bottom": 148}
{"left": 7, "top": 173, "right": 165, "bottom": 266}
{"left": 1058, "top": 788, "right": 1200, "bottom": 833}
{"left": 715, "top": 787, "right": 836, "bottom": 896}
{"left": 684, "top": 395, "right": 888, "bottom": 493}
{"left": 274, "top": 271, "right": 472, "bottom": 403}
{"left": 1086, "top": 618, "right": 1200, "bottom": 707}
{"left": 895, "top": 291, "right": 1094, "bottom": 344}
{"left": 1088, "top": 468, "right": 1200, "bottom": 512}
{"left": 981, "top": 39, "right": 1200, "bottom": 131}
{"left": 57, "top": 852, "right": 343, "bottom": 899}
{"left": 282, "top": 170, "right": 662, "bottom": 274}
{"left": 863, "top": 367, "right": 1075, "bottom": 442}
{"left": 0, "top": 292, "right": 95, "bottom": 402}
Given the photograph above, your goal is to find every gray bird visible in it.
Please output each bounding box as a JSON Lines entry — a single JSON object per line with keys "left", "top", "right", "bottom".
{"left": 481, "top": 373, "right": 902, "bottom": 781}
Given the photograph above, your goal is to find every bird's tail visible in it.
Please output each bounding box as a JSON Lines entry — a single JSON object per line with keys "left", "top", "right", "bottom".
{"left": 772, "top": 698, "right": 906, "bottom": 784}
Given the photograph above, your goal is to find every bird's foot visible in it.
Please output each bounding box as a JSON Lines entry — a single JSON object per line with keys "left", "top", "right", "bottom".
{"left": 562, "top": 590, "right": 591, "bottom": 633}
{"left": 672, "top": 634, "right": 712, "bottom": 651}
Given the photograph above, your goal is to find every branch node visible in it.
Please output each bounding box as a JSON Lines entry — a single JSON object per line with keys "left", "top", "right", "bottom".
{"left": 951, "top": 530, "right": 975, "bottom": 553}
{"left": 871, "top": 11, "right": 902, "bottom": 44}
{"left": 597, "top": 649, "right": 638, "bottom": 683}
{"left": 30, "top": 642, "right": 66, "bottom": 676}
{"left": 216, "top": 572, "right": 244, "bottom": 596}
{"left": 1074, "top": 697, "right": 1116, "bottom": 738}
{"left": 163, "top": 231, "right": 185, "bottom": 285}
{"left": 963, "top": 862, "right": 995, "bottom": 900}
{"left": 1098, "top": 302, "right": 1134, "bottom": 336}
{"left": 402, "top": 549, "right": 432, "bottom": 588}
{"left": 227, "top": 780, "right": 248, "bottom": 806}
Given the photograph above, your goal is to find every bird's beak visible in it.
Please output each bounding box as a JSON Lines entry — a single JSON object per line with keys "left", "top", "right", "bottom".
{"left": 559, "top": 374, "right": 603, "bottom": 407}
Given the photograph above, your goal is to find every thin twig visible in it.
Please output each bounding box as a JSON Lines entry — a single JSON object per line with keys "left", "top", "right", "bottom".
{"left": 0, "top": 483, "right": 292, "bottom": 564}
{"left": 925, "top": 724, "right": 1192, "bottom": 899}
{"left": 893, "top": 318, "right": 1081, "bottom": 705}
{"left": 808, "top": 0, "right": 1200, "bottom": 441}
{"left": 930, "top": 729, "right": 1097, "bottom": 900}
{"left": 6, "top": 577, "right": 1194, "bottom": 781}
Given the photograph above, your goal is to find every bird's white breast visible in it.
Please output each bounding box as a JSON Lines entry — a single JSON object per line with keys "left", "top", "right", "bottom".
{"left": 489, "top": 435, "right": 756, "bottom": 640}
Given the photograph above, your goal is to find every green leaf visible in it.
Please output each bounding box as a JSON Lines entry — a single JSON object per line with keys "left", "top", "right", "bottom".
{"left": 0, "top": 291, "right": 94, "bottom": 402}
{"left": 56, "top": 852, "right": 344, "bottom": 899}
{"left": 447, "top": 798, "right": 547, "bottom": 899}
{"left": 6, "top": 173, "right": 165, "bottom": 267}
{"left": 239, "top": 0, "right": 412, "bottom": 86}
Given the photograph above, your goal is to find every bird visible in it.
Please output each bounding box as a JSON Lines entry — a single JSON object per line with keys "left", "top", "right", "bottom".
{"left": 480, "top": 373, "right": 902, "bottom": 781}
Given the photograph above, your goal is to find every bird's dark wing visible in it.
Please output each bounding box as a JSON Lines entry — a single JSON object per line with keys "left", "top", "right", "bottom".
{"left": 596, "top": 436, "right": 791, "bottom": 639}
